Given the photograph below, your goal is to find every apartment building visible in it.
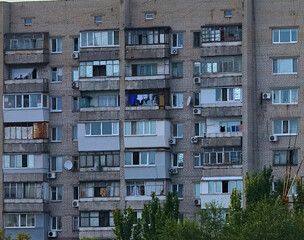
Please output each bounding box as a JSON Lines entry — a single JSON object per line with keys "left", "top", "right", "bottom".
{"left": 0, "top": 0, "right": 301, "bottom": 239}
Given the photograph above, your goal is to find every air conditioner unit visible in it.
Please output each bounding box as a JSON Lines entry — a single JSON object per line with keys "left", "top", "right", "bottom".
{"left": 72, "top": 200, "right": 79, "bottom": 208}
{"left": 194, "top": 199, "right": 201, "bottom": 206}
{"left": 171, "top": 48, "right": 178, "bottom": 55}
{"left": 191, "top": 136, "right": 199, "bottom": 144}
{"left": 269, "top": 135, "right": 278, "bottom": 142}
{"left": 47, "top": 172, "right": 56, "bottom": 179}
{"left": 48, "top": 231, "right": 57, "bottom": 238}
{"left": 169, "top": 168, "right": 178, "bottom": 175}
{"left": 169, "top": 138, "right": 176, "bottom": 145}
{"left": 72, "top": 82, "right": 79, "bottom": 89}
{"left": 193, "top": 77, "right": 201, "bottom": 84}
{"left": 71, "top": 52, "right": 79, "bottom": 59}
{"left": 262, "top": 92, "right": 271, "bottom": 100}
{"left": 193, "top": 108, "right": 201, "bottom": 115}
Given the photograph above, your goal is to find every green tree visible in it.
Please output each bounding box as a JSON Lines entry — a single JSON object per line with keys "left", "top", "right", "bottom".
{"left": 199, "top": 201, "right": 226, "bottom": 240}
{"left": 0, "top": 229, "right": 11, "bottom": 240}
{"left": 113, "top": 207, "right": 135, "bottom": 240}
{"left": 293, "top": 178, "right": 304, "bottom": 217}
{"left": 245, "top": 166, "right": 273, "bottom": 205}
{"left": 163, "top": 192, "right": 179, "bottom": 221}
{"left": 13, "top": 233, "right": 31, "bottom": 240}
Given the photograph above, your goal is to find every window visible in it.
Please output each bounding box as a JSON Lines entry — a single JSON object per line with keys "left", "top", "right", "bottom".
{"left": 172, "top": 123, "right": 183, "bottom": 138}
{"left": 171, "top": 62, "right": 183, "bottom": 78}
{"left": 128, "top": 93, "right": 160, "bottom": 106}
{"left": 273, "top": 120, "right": 298, "bottom": 135}
{"left": 50, "top": 38, "right": 62, "bottom": 53}
{"left": 51, "top": 127, "right": 62, "bottom": 142}
{"left": 3, "top": 94, "right": 48, "bottom": 109}
{"left": 24, "top": 18, "right": 32, "bottom": 26}
{"left": 124, "top": 121, "right": 156, "bottom": 136}
{"left": 131, "top": 64, "right": 157, "bottom": 76}
{"left": 272, "top": 58, "right": 297, "bottom": 74}
{"left": 126, "top": 181, "right": 165, "bottom": 196}
{"left": 193, "top": 62, "right": 201, "bottom": 76}
{"left": 51, "top": 216, "right": 62, "bottom": 231}
{"left": 172, "top": 153, "right": 184, "bottom": 168}
{"left": 85, "top": 122, "right": 119, "bottom": 136}
{"left": 224, "top": 10, "right": 232, "bottom": 18}
{"left": 51, "top": 67, "right": 62, "bottom": 82}
{"left": 4, "top": 183, "right": 42, "bottom": 199}
{"left": 172, "top": 93, "right": 183, "bottom": 108}
{"left": 193, "top": 32, "right": 200, "bottom": 47}
{"left": 80, "top": 31, "right": 119, "bottom": 47}
{"left": 273, "top": 29, "right": 297, "bottom": 43}
{"left": 125, "top": 152, "right": 156, "bottom": 166}
{"left": 79, "top": 151, "right": 120, "bottom": 168}
{"left": 145, "top": 13, "right": 153, "bottom": 20}
{"left": 73, "top": 126, "right": 78, "bottom": 140}
{"left": 194, "top": 146, "right": 242, "bottom": 166}
{"left": 80, "top": 211, "right": 114, "bottom": 227}
{"left": 80, "top": 182, "right": 119, "bottom": 198}
{"left": 216, "top": 88, "right": 241, "bottom": 102}
{"left": 194, "top": 92, "right": 200, "bottom": 106}
{"left": 51, "top": 97, "right": 62, "bottom": 112}
{"left": 194, "top": 183, "right": 200, "bottom": 198}
{"left": 98, "top": 95, "right": 119, "bottom": 107}
{"left": 4, "top": 123, "right": 48, "bottom": 140}
{"left": 208, "top": 180, "right": 242, "bottom": 194}
{"left": 50, "top": 157, "right": 62, "bottom": 172}
{"left": 3, "top": 154, "right": 34, "bottom": 169}
{"left": 4, "top": 214, "right": 35, "bottom": 228}
{"left": 6, "top": 33, "right": 45, "bottom": 50}
{"left": 72, "top": 216, "right": 79, "bottom": 231}
{"left": 272, "top": 89, "right": 298, "bottom": 104}
{"left": 220, "top": 121, "right": 242, "bottom": 132}
{"left": 72, "top": 97, "right": 79, "bottom": 111}
{"left": 73, "top": 186, "right": 79, "bottom": 200}
{"left": 201, "top": 56, "right": 242, "bottom": 73}
{"left": 172, "top": 184, "right": 183, "bottom": 199}
{"left": 172, "top": 33, "right": 183, "bottom": 48}
{"left": 79, "top": 60, "right": 119, "bottom": 77}
{"left": 273, "top": 149, "right": 298, "bottom": 165}
{"left": 50, "top": 186, "right": 62, "bottom": 201}
{"left": 202, "top": 25, "right": 242, "bottom": 42}
{"left": 126, "top": 28, "right": 170, "bottom": 45}
{"left": 194, "top": 122, "right": 205, "bottom": 137}
{"left": 72, "top": 67, "right": 79, "bottom": 81}
{"left": 73, "top": 38, "right": 79, "bottom": 52}
{"left": 94, "top": 16, "right": 102, "bottom": 23}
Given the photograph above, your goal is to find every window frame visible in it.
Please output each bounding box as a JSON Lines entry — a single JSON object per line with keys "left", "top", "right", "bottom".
{"left": 145, "top": 13, "right": 154, "bottom": 20}
{"left": 273, "top": 119, "right": 298, "bottom": 136}
{"left": 125, "top": 151, "right": 156, "bottom": 166}
{"left": 80, "top": 30, "right": 119, "bottom": 48}
{"left": 51, "top": 127, "right": 62, "bottom": 142}
{"left": 50, "top": 186, "right": 62, "bottom": 201}
{"left": 171, "top": 62, "right": 183, "bottom": 78}
{"left": 50, "top": 97, "right": 62, "bottom": 112}
{"left": 272, "top": 29, "right": 298, "bottom": 44}
{"left": 272, "top": 89, "right": 298, "bottom": 104}
{"left": 50, "top": 156, "right": 62, "bottom": 172}
{"left": 50, "top": 216, "right": 62, "bottom": 231}
{"left": 79, "top": 151, "right": 120, "bottom": 168}
{"left": 172, "top": 123, "right": 183, "bottom": 138}
{"left": 194, "top": 122, "right": 206, "bottom": 137}
{"left": 51, "top": 67, "right": 63, "bottom": 82}
{"left": 272, "top": 58, "right": 298, "bottom": 75}
{"left": 273, "top": 149, "right": 298, "bottom": 165}
{"left": 172, "top": 184, "right": 183, "bottom": 199}
{"left": 171, "top": 33, "right": 183, "bottom": 48}
{"left": 171, "top": 93, "right": 183, "bottom": 109}
{"left": 172, "top": 153, "right": 184, "bottom": 168}
{"left": 124, "top": 121, "right": 156, "bottom": 136}
{"left": 3, "top": 154, "right": 34, "bottom": 169}
{"left": 94, "top": 16, "right": 103, "bottom": 23}
{"left": 24, "top": 18, "right": 32, "bottom": 26}
{"left": 50, "top": 38, "right": 62, "bottom": 53}
{"left": 85, "top": 122, "right": 119, "bottom": 136}
{"left": 4, "top": 214, "right": 35, "bottom": 228}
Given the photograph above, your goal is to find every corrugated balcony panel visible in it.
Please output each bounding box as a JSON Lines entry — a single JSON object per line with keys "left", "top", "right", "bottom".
{"left": 79, "top": 49, "right": 119, "bottom": 61}
{"left": 125, "top": 45, "right": 170, "bottom": 59}
{"left": 201, "top": 136, "right": 242, "bottom": 147}
{"left": 79, "top": 110, "right": 119, "bottom": 121}
{"left": 200, "top": 75, "right": 242, "bottom": 87}
{"left": 4, "top": 173, "right": 45, "bottom": 182}
{"left": 3, "top": 140, "right": 49, "bottom": 153}
{"left": 4, "top": 78, "right": 49, "bottom": 93}
{"left": 5, "top": 50, "right": 49, "bottom": 64}
{"left": 79, "top": 200, "right": 119, "bottom": 212}
{"left": 124, "top": 166, "right": 170, "bottom": 180}
{"left": 4, "top": 201, "right": 49, "bottom": 213}
{"left": 3, "top": 109, "right": 49, "bottom": 123}
{"left": 201, "top": 44, "right": 242, "bottom": 57}
{"left": 125, "top": 78, "right": 170, "bottom": 90}
{"left": 79, "top": 79, "right": 119, "bottom": 91}
{"left": 201, "top": 106, "right": 242, "bottom": 117}
{"left": 125, "top": 108, "right": 169, "bottom": 120}
{"left": 79, "top": 171, "right": 120, "bottom": 182}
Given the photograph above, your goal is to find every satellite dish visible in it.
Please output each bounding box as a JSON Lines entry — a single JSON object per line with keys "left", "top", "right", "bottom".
{"left": 187, "top": 96, "right": 192, "bottom": 106}
{"left": 64, "top": 160, "right": 73, "bottom": 171}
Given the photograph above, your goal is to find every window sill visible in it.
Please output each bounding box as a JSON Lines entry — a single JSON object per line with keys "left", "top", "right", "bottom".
{"left": 50, "top": 81, "right": 62, "bottom": 83}
{"left": 125, "top": 165, "right": 156, "bottom": 168}
{"left": 273, "top": 134, "right": 297, "bottom": 136}
{"left": 51, "top": 141, "right": 62, "bottom": 143}
{"left": 124, "top": 134, "right": 157, "bottom": 137}
{"left": 272, "top": 73, "right": 298, "bottom": 75}
{"left": 50, "top": 110, "right": 62, "bottom": 113}
{"left": 84, "top": 135, "right": 119, "bottom": 137}
{"left": 273, "top": 42, "right": 297, "bottom": 44}
{"left": 171, "top": 107, "right": 184, "bottom": 109}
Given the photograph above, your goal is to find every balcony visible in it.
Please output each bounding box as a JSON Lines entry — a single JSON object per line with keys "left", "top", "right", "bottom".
{"left": 79, "top": 77, "right": 119, "bottom": 91}
{"left": 125, "top": 76, "right": 170, "bottom": 90}
{"left": 4, "top": 108, "right": 49, "bottom": 123}
{"left": 124, "top": 152, "right": 171, "bottom": 180}
{"left": 79, "top": 171, "right": 120, "bottom": 182}
{"left": 201, "top": 136, "right": 242, "bottom": 147}
{"left": 124, "top": 121, "right": 171, "bottom": 148}
{"left": 77, "top": 123, "right": 120, "bottom": 152}
{"left": 4, "top": 32, "right": 49, "bottom": 64}
{"left": 4, "top": 78, "right": 48, "bottom": 94}
{"left": 200, "top": 75, "right": 242, "bottom": 88}
{"left": 79, "top": 49, "right": 119, "bottom": 61}
{"left": 126, "top": 44, "right": 170, "bottom": 59}
{"left": 200, "top": 105, "right": 242, "bottom": 117}
{"left": 4, "top": 199, "right": 49, "bottom": 213}
{"left": 201, "top": 45, "right": 242, "bottom": 57}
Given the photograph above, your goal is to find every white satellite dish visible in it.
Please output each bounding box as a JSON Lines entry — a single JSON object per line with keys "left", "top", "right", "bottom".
{"left": 64, "top": 160, "right": 73, "bottom": 171}
{"left": 187, "top": 96, "right": 192, "bottom": 106}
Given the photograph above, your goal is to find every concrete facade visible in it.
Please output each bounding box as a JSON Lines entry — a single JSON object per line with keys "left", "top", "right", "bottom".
{"left": 0, "top": 0, "right": 301, "bottom": 239}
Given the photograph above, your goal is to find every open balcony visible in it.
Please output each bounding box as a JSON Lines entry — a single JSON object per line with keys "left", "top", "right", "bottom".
{"left": 4, "top": 33, "right": 49, "bottom": 64}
